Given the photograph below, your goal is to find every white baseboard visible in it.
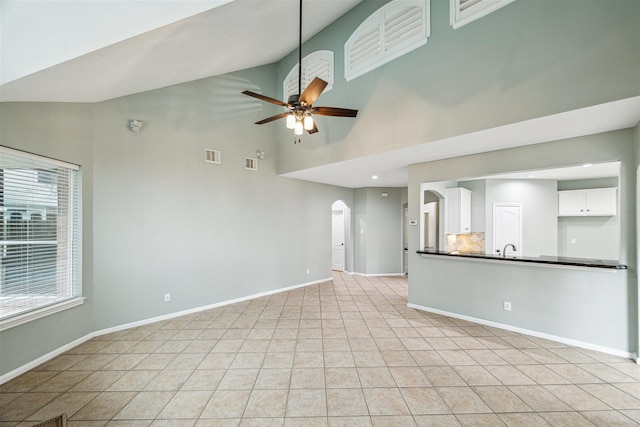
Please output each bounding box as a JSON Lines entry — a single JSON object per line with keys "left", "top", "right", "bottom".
{"left": 348, "top": 272, "right": 406, "bottom": 277}
{"left": 408, "top": 303, "right": 637, "bottom": 361}
{"left": 0, "top": 277, "right": 331, "bottom": 385}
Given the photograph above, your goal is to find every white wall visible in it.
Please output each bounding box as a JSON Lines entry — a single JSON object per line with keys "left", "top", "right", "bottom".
{"left": 557, "top": 177, "right": 620, "bottom": 260}
{"left": 485, "top": 179, "right": 558, "bottom": 257}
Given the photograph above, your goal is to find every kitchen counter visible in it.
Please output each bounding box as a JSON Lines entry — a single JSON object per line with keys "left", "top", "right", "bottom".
{"left": 416, "top": 250, "right": 627, "bottom": 270}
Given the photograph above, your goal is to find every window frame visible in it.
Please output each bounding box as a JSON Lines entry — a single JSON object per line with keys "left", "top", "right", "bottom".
{"left": 0, "top": 146, "right": 83, "bottom": 332}
{"left": 345, "top": 0, "right": 430, "bottom": 82}
{"left": 283, "top": 50, "right": 335, "bottom": 102}
{"left": 450, "top": 0, "right": 516, "bottom": 29}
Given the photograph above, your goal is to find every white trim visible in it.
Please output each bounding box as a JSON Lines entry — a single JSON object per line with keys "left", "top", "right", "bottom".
{"left": 345, "top": 0, "right": 430, "bottom": 82}
{"left": 0, "top": 145, "right": 80, "bottom": 170}
{"left": 283, "top": 50, "right": 334, "bottom": 101}
{"left": 350, "top": 272, "right": 406, "bottom": 277}
{"left": 450, "top": 0, "right": 516, "bottom": 30}
{"left": 0, "top": 278, "right": 330, "bottom": 385}
{"left": 92, "top": 277, "right": 331, "bottom": 337}
{"left": 0, "top": 297, "right": 85, "bottom": 332}
{"left": 492, "top": 202, "right": 522, "bottom": 257}
{"left": 0, "top": 329, "right": 95, "bottom": 385}
{"left": 408, "top": 302, "right": 636, "bottom": 361}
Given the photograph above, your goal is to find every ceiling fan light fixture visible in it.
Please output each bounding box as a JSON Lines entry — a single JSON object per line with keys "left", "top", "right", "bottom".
{"left": 286, "top": 114, "right": 296, "bottom": 129}
{"left": 303, "top": 115, "right": 314, "bottom": 131}
{"left": 241, "top": 0, "right": 357, "bottom": 139}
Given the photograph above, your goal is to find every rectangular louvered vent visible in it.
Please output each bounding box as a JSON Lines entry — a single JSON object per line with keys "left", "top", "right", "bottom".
{"left": 245, "top": 157, "right": 258, "bottom": 171}
{"left": 204, "top": 149, "right": 221, "bottom": 164}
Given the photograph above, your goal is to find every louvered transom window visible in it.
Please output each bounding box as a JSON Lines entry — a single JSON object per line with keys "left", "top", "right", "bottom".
{"left": 450, "top": 0, "right": 515, "bottom": 29}
{"left": 0, "top": 146, "right": 82, "bottom": 330}
{"left": 284, "top": 50, "right": 334, "bottom": 102}
{"left": 345, "top": 0, "right": 429, "bottom": 81}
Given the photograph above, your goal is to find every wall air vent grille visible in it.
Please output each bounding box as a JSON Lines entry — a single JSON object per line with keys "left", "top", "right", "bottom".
{"left": 204, "top": 149, "right": 221, "bottom": 164}
{"left": 245, "top": 157, "right": 258, "bottom": 171}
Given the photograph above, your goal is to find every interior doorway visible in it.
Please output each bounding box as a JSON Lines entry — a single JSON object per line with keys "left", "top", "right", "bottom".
{"left": 493, "top": 203, "right": 522, "bottom": 257}
{"left": 331, "top": 200, "right": 350, "bottom": 272}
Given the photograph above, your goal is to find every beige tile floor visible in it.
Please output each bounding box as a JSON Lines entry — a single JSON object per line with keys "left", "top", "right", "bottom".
{"left": 2, "top": 272, "right": 640, "bottom": 426}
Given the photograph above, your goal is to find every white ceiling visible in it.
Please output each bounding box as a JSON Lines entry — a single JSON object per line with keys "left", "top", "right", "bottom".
{"left": 0, "top": 0, "right": 362, "bottom": 103}
{"left": 282, "top": 96, "right": 640, "bottom": 188}
{"left": 1, "top": 0, "right": 639, "bottom": 189}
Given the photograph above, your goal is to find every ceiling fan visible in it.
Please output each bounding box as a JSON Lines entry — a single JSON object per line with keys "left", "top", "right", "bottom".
{"left": 242, "top": 0, "right": 358, "bottom": 138}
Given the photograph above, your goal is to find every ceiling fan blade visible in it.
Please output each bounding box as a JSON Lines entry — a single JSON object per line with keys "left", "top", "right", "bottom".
{"left": 306, "top": 122, "right": 319, "bottom": 134}
{"left": 312, "top": 106, "right": 358, "bottom": 118}
{"left": 242, "top": 90, "right": 290, "bottom": 108}
{"left": 255, "top": 112, "right": 290, "bottom": 125}
{"left": 299, "top": 77, "right": 328, "bottom": 106}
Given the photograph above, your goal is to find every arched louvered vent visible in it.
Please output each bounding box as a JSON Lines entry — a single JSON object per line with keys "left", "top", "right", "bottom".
{"left": 345, "top": 0, "right": 429, "bottom": 82}
{"left": 283, "top": 50, "right": 334, "bottom": 101}
{"left": 450, "top": 0, "right": 515, "bottom": 29}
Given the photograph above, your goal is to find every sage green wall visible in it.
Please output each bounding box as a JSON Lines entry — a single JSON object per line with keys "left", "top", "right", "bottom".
{"left": 408, "top": 129, "right": 638, "bottom": 353}
{"left": 0, "top": 103, "right": 95, "bottom": 375}
{"left": 0, "top": 66, "right": 356, "bottom": 376}
{"left": 276, "top": 0, "right": 639, "bottom": 175}
{"left": 353, "top": 187, "right": 405, "bottom": 275}
{"left": 90, "top": 65, "right": 353, "bottom": 330}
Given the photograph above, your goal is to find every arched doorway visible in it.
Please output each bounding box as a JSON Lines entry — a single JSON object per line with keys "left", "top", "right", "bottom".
{"left": 331, "top": 200, "right": 351, "bottom": 272}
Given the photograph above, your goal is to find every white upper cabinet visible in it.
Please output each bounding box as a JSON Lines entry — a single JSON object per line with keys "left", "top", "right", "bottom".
{"left": 445, "top": 187, "right": 472, "bottom": 234}
{"left": 558, "top": 188, "right": 617, "bottom": 216}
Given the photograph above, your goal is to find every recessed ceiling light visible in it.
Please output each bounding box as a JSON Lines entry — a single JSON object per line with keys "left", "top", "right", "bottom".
{"left": 582, "top": 163, "right": 593, "bottom": 167}
{"left": 371, "top": 175, "right": 379, "bottom": 180}
{"left": 527, "top": 175, "right": 535, "bottom": 178}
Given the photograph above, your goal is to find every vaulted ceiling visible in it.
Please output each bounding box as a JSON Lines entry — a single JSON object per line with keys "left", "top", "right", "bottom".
{"left": 1, "top": 0, "right": 638, "bottom": 188}
{"left": 0, "top": 0, "right": 362, "bottom": 103}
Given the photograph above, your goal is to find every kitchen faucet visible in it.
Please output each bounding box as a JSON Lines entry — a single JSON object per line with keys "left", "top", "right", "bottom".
{"left": 502, "top": 243, "right": 517, "bottom": 257}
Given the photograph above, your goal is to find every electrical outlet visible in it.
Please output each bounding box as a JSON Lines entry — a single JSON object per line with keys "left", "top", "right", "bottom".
{"left": 306, "top": 268, "right": 310, "bottom": 275}
{"left": 503, "top": 301, "right": 512, "bottom": 311}
{"left": 164, "top": 293, "right": 171, "bottom": 302}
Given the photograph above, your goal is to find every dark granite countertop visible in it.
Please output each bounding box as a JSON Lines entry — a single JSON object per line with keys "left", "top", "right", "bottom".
{"left": 416, "top": 250, "right": 627, "bottom": 270}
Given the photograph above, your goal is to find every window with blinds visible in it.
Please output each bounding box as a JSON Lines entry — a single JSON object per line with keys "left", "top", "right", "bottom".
{"left": 345, "top": 0, "right": 429, "bottom": 82}
{"left": 283, "top": 50, "right": 334, "bottom": 101}
{"left": 450, "top": 0, "right": 515, "bottom": 29}
{"left": 0, "top": 146, "right": 82, "bottom": 329}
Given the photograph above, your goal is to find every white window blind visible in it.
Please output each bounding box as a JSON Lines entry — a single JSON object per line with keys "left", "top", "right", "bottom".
{"left": 283, "top": 50, "right": 334, "bottom": 101}
{"left": 345, "top": 0, "right": 429, "bottom": 81}
{"left": 450, "top": 0, "right": 515, "bottom": 29}
{"left": 0, "top": 146, "right": 81, "bottom": 325}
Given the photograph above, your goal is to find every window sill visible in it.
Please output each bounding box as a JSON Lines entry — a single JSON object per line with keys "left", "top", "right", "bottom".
{"left": 0, "top": 297, "right": 86, "bottom": 332}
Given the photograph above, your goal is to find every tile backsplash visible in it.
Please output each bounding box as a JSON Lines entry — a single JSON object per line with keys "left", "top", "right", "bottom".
{"left": 446, "top": 232, "right": 485, "bottom": 254}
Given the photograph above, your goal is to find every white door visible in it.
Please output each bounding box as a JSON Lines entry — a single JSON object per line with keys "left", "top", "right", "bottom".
{"left": 493, "top": 204, "right": 522, "bottom": 257}
{"left": 332, "top": 210, "right": 345, "bottom": 271}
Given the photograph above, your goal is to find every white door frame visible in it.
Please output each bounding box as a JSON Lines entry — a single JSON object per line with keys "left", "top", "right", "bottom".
{"left": 331, "top": 200, "right": 351, "bottom": 272}
{"left": 492, "top": 203, "right": 522, "bottom": 256}
{"left": 332, "top": 209, "right": 345, "bottom": 271}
